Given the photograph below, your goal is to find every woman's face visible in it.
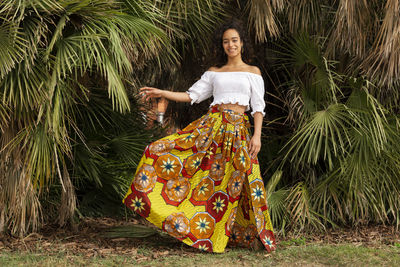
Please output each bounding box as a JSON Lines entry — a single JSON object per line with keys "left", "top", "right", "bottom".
{"left": 222, "top": 29, "right": 242, "bottom": 58}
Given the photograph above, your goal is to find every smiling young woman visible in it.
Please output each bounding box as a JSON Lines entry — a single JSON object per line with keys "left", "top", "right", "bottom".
{"left": 123, "top": 20, "right": 276, "bottom": 253}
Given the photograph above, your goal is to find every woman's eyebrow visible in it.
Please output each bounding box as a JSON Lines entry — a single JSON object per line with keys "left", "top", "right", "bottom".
{"left": 223, "top": 37, "right": 239, "bottom": 40}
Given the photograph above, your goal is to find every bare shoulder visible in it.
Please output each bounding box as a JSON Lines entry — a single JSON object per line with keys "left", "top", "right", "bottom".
{"left": 208, "top": 66, "right": 220, "bottom": 72}
{"left": 247, "top": 65, "right": 262, "bottom": 75}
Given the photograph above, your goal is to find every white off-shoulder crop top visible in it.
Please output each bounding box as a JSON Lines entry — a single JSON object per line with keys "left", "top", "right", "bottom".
{"left": 186, "top": 71, "right": 266, "bottom": 116}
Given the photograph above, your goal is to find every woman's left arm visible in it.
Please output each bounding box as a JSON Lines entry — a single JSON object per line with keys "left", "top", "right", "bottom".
{"left": 248, "top": 112, "right": 263, "bottom": 158}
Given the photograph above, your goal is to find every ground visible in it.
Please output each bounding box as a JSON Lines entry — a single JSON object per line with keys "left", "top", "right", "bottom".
{"left": 1, "top": 217, "right": 400, "bottom": 266}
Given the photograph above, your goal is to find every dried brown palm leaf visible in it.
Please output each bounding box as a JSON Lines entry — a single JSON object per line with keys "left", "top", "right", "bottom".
{"left": 271, "top": 0, "right": 288, "bottom": 12}
{"left": 0, "top": 102, "right": 10, "bottom": 133}
{"left": 285, "top": 85, "right": 304, "bottom": 126}
{"left": 286, "top": 182, "right": 325, "bottom": 231}
{"left": 6, "top": 168, "right": 42, "bottom": 237}
{"left": 245, "top": 0, "right": 281, "bottom": 42}
{"left": 327, "top": 0, "right": 373, "bottom": 57}
{"left": 57, "top": 160, "right": 76, "bottom": 226}
{"left": 362, "top": 0, "right": 400, "bottom": 87}
{"left": 286, "top": 0, "right": 323, "bottom": 35}
{"left": 0, "top": 127, "right": 42, "bottom": 236}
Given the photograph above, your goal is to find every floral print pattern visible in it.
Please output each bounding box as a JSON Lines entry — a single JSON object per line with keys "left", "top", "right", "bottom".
{"left": 191, "top": 177, "right": 214, "bottom": 203}
{"left": 123, "top": 105, "right": 275, "bottom": 253}
{"left": 184, "top": 152, "right": 206, "bottom": 176}
{"left": 154, "top": 153, "right": 182, "bottom": 180}
{"left": 190, "top": 212, "right": 215, "bottom": 239}
{"left": 227, "top": 170, "right": 245, "bottom": 199}
{"left": 148, "top": 139, "right": 175, "bottom": 156}
{"left": 209, "top": 154, "right": 225, "bottom": 182}
{"left": 164, "top": 177, "right": 190, "bottom": 205}
{"left": 163, "top": 212, "right": 190, "bottom": 239}
{"left": 133, "top": 164, "right": 157, "bottom": 193}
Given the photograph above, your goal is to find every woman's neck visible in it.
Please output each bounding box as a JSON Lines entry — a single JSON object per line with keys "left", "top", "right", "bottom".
{"left": 226, "top": 56, "right": 245, "bottom": 67}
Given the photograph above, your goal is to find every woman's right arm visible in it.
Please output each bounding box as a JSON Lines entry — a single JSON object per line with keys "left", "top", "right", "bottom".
{"left": 141, "top": 71, "right": 213, "bottom": 103}
{"left": 140, "top": 87, "right": 191, "bottom": 102}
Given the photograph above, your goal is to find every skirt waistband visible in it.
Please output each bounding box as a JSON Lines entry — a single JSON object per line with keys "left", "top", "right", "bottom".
{"left": 209, "top": 105, "right": 250, "bottom": 126}
{"left": 210, "top": 104, "right": 247, "bottom": 116}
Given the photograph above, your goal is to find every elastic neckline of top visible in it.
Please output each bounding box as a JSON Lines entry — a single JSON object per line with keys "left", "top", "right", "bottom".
{"left": 205, "top": 70, "right": 262, "bottom": 77}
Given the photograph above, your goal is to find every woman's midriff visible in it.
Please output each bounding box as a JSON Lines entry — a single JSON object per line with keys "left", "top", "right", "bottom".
{"left": 218, "top": 103, "right": 246, "bottom": 114}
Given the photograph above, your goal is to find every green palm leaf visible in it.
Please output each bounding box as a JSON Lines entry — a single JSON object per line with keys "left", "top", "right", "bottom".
{"left": 282, "top": 103, "right": 354, "bottom": 170}
{"left": 0, "top": 21, "right": 27, "bottom": 78}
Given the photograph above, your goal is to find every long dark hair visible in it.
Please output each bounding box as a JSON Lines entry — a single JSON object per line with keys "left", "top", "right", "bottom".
{"left": 212, "top": 20, "right": 253, "bottom": 67}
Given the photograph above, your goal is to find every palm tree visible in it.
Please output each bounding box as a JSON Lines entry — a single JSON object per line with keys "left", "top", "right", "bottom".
{"left": 247, "top": 0, "right": 400, "bottom": 93}
{"left": 5, "top": 0, "right": 398, "bottom": 237}
{"left": 0, "top": 0, "right": 228, "bottom": 236}
{"left": 243, "top": 0, "right": 400, "bottom": 232}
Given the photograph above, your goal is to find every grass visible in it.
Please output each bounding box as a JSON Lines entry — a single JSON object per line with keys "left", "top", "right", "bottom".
{"left": 2, "top": 220, "right": 399, "bottom": 266}
{"left": 1, "top": 244, "right": 400, "bottom": 267}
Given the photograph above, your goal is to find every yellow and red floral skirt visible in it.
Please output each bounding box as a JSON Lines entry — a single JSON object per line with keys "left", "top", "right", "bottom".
{"left": 123, "top": 105, "right": 276, "bottom": 253}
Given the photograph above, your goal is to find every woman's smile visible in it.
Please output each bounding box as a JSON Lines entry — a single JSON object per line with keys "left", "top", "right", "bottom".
{"left": 222, "top": 28, "right": 242, "bottom": 57}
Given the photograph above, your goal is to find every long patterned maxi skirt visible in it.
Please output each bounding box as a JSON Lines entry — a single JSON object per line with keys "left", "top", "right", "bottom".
{"left": 123, "top": 105, "right": 276, "bottom": 253}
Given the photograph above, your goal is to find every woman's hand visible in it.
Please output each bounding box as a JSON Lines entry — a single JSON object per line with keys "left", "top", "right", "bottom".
{"left": 248, "top": 135, "right": 261, "bottom": 159}
{"left": 140, "top": 87, "right": 164, "bottom": 101}
{"left": 140, "top": 87, "right": 192, "bottom": 103}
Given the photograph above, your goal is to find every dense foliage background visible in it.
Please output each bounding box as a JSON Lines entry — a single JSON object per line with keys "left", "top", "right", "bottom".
{"left": 1, "top": 0, "right": 400, "bottom": 236}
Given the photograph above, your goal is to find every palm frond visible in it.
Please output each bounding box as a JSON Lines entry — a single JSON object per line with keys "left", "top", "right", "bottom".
{"left": 0, "top": 21, "right": 27, "bottom": 78}
{"left": 271, "top": 0, "right": 288, "bottom": 12}
{"left": 245, "top": 0, "right": 280, "bottom": 42}
{"left": 0, "top": 100, "right": 10, "bottom": 132}
{"left": 0, "top": 148, "right": 42, "bottom": 236}
{"left": 346, "top": 81, "right": 388, "bottom": 155}
{"left": 156, "top": 0, "right": 227, "bottom": 54}
{"left": 285, "top": 0, "right": 325, "bottom": 35}
{"left": 19, "top": 15, "right": 51, "bottom": 67}
{"left": 107, "top": 133, "right": 152, "bottom": 167}
{"left": 286, "top": 182, "right": 325, "bottom": 232}
{"left": 282, "top": 103, "right": 354, "bottom": 170}
{"left": 58, "top": 160, "right": 76, "bottom": 226}
{"left": 267, "top": 188, "right": 290, "bottom": 234}
{"left": 273, "top": 35, "right": 343, "bottom": 112}
{"left": 1, "top": 57, "right": 49, "bottom": 116}
{"left": 362, "top": 0, "right": 400, "bottom": 87}
{"left": 103, "top": 225, "right": 158, "bottom": 238}
{"left": 327, "top": 0, "right": 373, "bottom": 57}
{"left": 0, "top": 0, "right": 63, "bottom": 21}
